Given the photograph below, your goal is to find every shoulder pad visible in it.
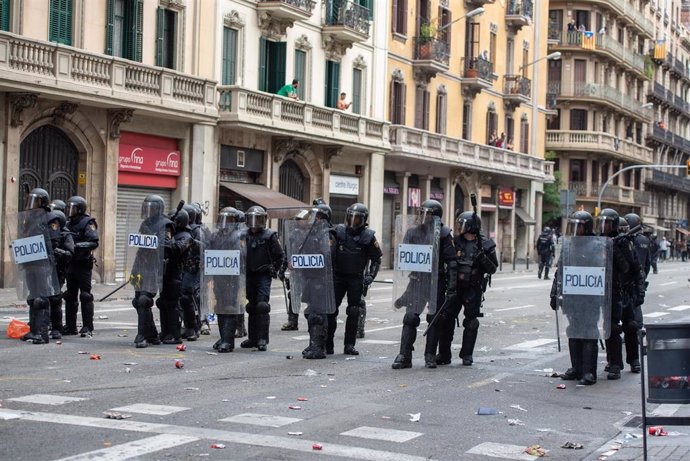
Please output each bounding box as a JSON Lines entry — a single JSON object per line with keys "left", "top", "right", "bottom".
{"left": 481, "top": 238, "right": 496, "bottom": 252}
{"left": 335, "top": 224, "right": 347, "bottom": 239}
{"left": 263, "top": 228, "right": 277, "bottom": 239}
{"left": 361, "top": 228, "right": 376, "bottom": 240}
{"left": 440, "top": 225, "right": 452, "bottom": 239}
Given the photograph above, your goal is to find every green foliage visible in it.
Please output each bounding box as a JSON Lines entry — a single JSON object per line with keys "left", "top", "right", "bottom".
{"left": 420, "top": 23, "right": 436, "bottom": 40}
{"left": 644, "top": 55, "right": 655, "bottom": 80}
{"left": 542, "top": 170, "right": 562, "bottom": 225}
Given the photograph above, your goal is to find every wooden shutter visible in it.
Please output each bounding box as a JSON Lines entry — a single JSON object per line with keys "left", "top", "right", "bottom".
{"left": 392, "top": 0, "right": 398, "bottom": 33}
{"left": 401, "top": 83, "right": 407, "bottom": 125}
{"left": 132, "top": 0, "right": 143, "bottom": 62}
{"left": 294, "top": 50, "right": 306, "bottom": 100}
{"left": 0, "top": 0, "right": 9, "bottom": 32}
{"left": 423, "top": 90, "right": 430, "bottom": 130}
{"left": 155, "top": 7, "right": 165, "bottom": 66}
{"left": 105, "top": 0, "right": 114, "bottom": 55}
{"left": 436, "top": 93, "right": 446, "bottom": 134}
{"left": 222, "top": 27, "right": 238, "bottom": 85}
{"left": 258, "top": 38, "right": 267, "bottom": 92}
{"left": 389, "top": 80, "right": 396, "bottom": 122}
{"left": 414, "top": 86, "right": 423, "bottom": 128}
{"left": 49, "top": 0, "right": 73, "bottom": 45}
{"left": 352, "top": 68, "right": 362, "bottom": 114}
{"left": 274, "top": 41, "right": 287, "bottom": 94}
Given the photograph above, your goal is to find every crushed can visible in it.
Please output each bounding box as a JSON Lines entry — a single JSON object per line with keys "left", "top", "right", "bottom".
{"left": 312, "top": 443, "right": 323, "bottom": 451}
{"left": 211, "top": 443, "right": 226, "bottom": 449}
{"left": 175, "top": 360, "right": 184, "bottom": 369}
{"left": 176, "top": 344, "right": 186, "bottom": 352}
{"left": 207, "top": 313, "right": 217, "bottom": 325}
{"left": 649, "top": 426, "right": 664, "bottom": 436}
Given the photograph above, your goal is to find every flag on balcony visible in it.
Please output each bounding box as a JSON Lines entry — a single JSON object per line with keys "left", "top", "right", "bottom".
{"left": 581, "top": 31, "right": 596, "bottom": 50}
{"left": 654, "top": 39, "right": 666, "bottom": 60}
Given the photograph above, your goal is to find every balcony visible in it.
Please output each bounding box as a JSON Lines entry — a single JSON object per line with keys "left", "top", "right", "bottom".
{"left": 389, "top": 125, "right": 552, "bottom": 182}
{"left": 567, "top": 181, "right": 644, "bottom": 206}
{"left": 505, "top": 0, "right": 533, "bottom": 32}
{"left": 412, "top": 37, "right": 450, "bottom": 79}
{"left": 0, "top": 31, "right": 217, "bottom": 121}
{"left": 553, "top": 81, "right": 651, "bottom": 122}
{"left": 672, "top": 57, "right": 686, "bottom": 78}
{"left": 460, "top": 57, "right": 492, "bottom": 98}
{"left": 646, "top": 169, "right": 690, "bottom": 194}
{"left": 256, "top": 0, "right": 316, "bottom": 22}
{"left": 323, "top": 0, "right": 370, "bottom": 43}
{"left": 466, "top": 0, "right": 496, "bottom": 5}
{"left": 502, "top": 75, "right": 531, "bottom": 111}
{"left": 546, "top": 130, "right": 654, "bottom": 164}
{"left": 217, "top": 86, "right": 389, "bottom": 151}
{"left": 556, "top": 31, "right": 646, "bottom": 76}
{"left": 646, "top": 125, "right": 690, "bottom": 153}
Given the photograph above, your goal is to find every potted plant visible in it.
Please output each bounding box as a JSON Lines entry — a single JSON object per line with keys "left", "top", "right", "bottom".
{"left": 418, "top": 23, "right": 436, "bottom": 59}
{"left": 465, "top": 58, "right": 478, "bottom": 78}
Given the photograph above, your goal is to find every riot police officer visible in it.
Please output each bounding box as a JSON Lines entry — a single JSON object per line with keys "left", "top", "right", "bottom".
{"left": 64, "top": 196, "right": 99, "bottom": 337}
{"left": 191, "top": 202, "right": 214, "bottom": 336}
{"left": 240, "top": 206, "right": 285, "bottom": 351}
{"left": 392, "top": 200, "right": 456, "bottom": 369}
{"left": 47, "top": 210, "right": 75, "bottom": 339}
{"left": 49, "top": 199, "right": 66, "bottom": 213}
{"left": 622, "top": 213, "right": 651, "bottom": 373}
{"left": 598, "top": 208, "right": 645, "bottom": 380}
{"left": 179, "top": 204, "right": 202, "bottom": 341}
{"left": 536, "top": 227, "right": 555, "bottom": 280}
{"left": 329, "top": 203, "right": 382, "bottom": 355}
{"left": 436, "top": 210, "right": 498, "bottom": 366}
{"left": 131, "top": 195, "right": 173, "bottom": 348}
{"left": 550, "top": 210, "right": 601, "bottom": 385}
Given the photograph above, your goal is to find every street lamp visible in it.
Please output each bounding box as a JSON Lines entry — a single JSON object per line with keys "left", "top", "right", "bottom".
{"left": 641, "top": 102, "right": 653, "bottom": 109}
{"left": 436, "top": 7, "right": 485, "bottom": 32}
{"left": 519, "top": 52, "right": 561, "bottom": 72}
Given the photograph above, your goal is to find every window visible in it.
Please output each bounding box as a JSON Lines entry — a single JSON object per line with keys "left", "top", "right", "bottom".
{"left": 414, "top": 85, "right": 430, "bottom": 130}
{"left": 570, "top": 109, "right": 588, "bottom": 130}
{"left": 520, "top": 118, "right": 529, "bottom": 153}
{"left": 592, "top": 160, "right": 599, "bottom": 185}
{"left": 486, "top": 109, "right": 498, "bottom": 144}
{"left": 352, "top": 68, "right": 363, "bottom": 114}
{"left": 390, "top": 80, "right": 406, "bottom": 124}
{"left": 490, "top": 31, "right": 497, "bottom": 71}
{"left": 359, "top": 0, "right": 373, "bottom": 20}
{"left": 462, "top": 102, "right": 472, "bottom": 140}
{"left": 466, "top": 22, "right": 480, "bottom": 58}
{"left": 547, "top": 109, "right": 561, "bottom": 130}
{"left": 439, "top": 6, "right": 451, "bottom": 47}
{"left": 574, "top": 10, "right": 589, "bottom": 30}
{"left": 106, "top": 0, "right": 143, "bottom": 61}
{"left": 505, "top": 115, "right": 514, "bottom": 144}
{"left": 1, "top": 0, "right": 10, "bottom": 32}
{"left": 156, "top": 7, "right": 177, "bottom": 69}
{"left": 392, "top": 0, "right": 407, "bottom": 35}
{"left": 294, "top": 49, "right": 307, "bottom": 100}
{"left": 435, "top": 91, "right": 447, "bottom": 134}
{"left": 548, "top": 9, "right": 562, "bottom": 40}
{"left": 49, "top": 0, "right": 73, "bottom": 45}
{"left": 522, "top": 47, "right": 529, "bottom": 77}
{"left": 222, "top": 27, "right": 238, "bottom": 85}
{"left": 506, "top": 38, "right": 514, "bottom": 74}
{"left": 259, "top": 38, "right": 287, "bottom": 93}
{"left": 325, "top": 60, "right": 340, "bottom": 108}
{"left": 569, "top": 159, "right": 586, "bottom": 182}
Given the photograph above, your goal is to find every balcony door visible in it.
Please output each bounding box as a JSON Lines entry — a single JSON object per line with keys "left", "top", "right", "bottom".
{"left": 259, "top": 38, "right": 287, "bottom": 94}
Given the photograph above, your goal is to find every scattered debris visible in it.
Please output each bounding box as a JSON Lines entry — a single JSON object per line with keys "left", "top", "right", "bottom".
{"left": 103, "top": 412, "right": 131, "bottom": 420}
{"left": 477, "top": 407, "right": 501, "bottom": 415}
{"left": 287, "top": 432, "right": 303, "bottom": 436}
{"left": 381, "top": 416, "right": 391, "bottom": 420}
{"left": 206, "top": 352, "right": 218, "bottom": 356}
{"left": 98, "top": 315, "right": 109, "bottom": 319}
{"left": 56, "top": 341, "right": 62, "bottom": 345}
{"left": 176, "top": 344, "right": 186, "bottom": 351}
{"left": 285, "top": 355, "right": 293, "bottom": 360}
{"left": 312, "top": 443, "right": 323, "bottom": 450}
{"left": 117, "top": 334, "right": 128, "bottom": 337}
{"left": 550, "top": 373, "right": 560, "bottom": 378}
{"left": 557, "top": 384, "right": 566, "bottom": 390}
{"left": 510, "top": 404, "right": 528, "bottom": 412}
{"left": 266, "top": 396, "right": 276, "bottom": 400}
{"left": 297, "top": 397, "right": 308, "bottom": 402}
{"left": 649, "top": 426, "right": 668, "bottom": 436}
{"left": 561, "top": 442, "right": 583, "bottom": 449}
{"left": 304, "top": 369, "right": 318, "bottom": 376}
{"left": 288, "top": 405, "right": 302, "bottom": 410}
{"left": 125, "top": 368, "right": 131, "bottom": 373}
{"left": 345, "top": 357, "right": 356, "bottom": 361}
{"left": 78, "top": 351, "right": 89, "bottom": 355}
{"left": 175, "top": 360, "right": 184, "bottom": 369}
{"left": 524, "top": 444, "right": 546, "bottom": 457}
{"left": 184, "top": 387, "right": 200, "bottom": 391}
{"left": 407, "top": 413, "right": 421, "bottom": 422}
{"left": 124, "top": 362, "right": 138, "bottom": 366}
{"left": 90, "top": 354, "right": 101, "bottom": 360}
{"left": 508, "top": 419, "right": 524, "bottom": 426}
{"left": 210, "top": 444, "right": 226, "bottom": 449}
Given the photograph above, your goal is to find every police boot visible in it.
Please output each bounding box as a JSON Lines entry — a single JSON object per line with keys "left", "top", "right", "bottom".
{"left": 181, "top": 304, "right": 198, "bottom": 341}
{"left": 79, "top": 292, "right": 95, "bottom": 337}
{"left": 356, "top": 301, "right": 366, "bottom": 339}
{"left": 134, "top": 307, "right": 149, "bottom": 348}
{"left": 579, "top": 339, "right": 598, "bottom": 385}
{"left": 32, "top": 298, "right": 50, "bottom": 345}
{"left": 624, "top": 323, "right": 641, "bottom": 373}
{"left": 326, "top": 314, "right": 337, "bottom": 355}
{"left": 240, "top": 307, "right": 258, "bottom": 348}
{"left": 459, "top": 321, "right": 479, "bottom": 366}
{"left": 343, "top": 305, "right": 360, "bottom": 355}
{"left": 64, "top": 298, "right": 78, "bottom": 335}
{"left": 257, "top": 314, "right": 270, "bottom": 352}
{"left": 162, "top": 306, "right": 182, "bottom": 345}
{"left": 424, "top": 314, "right": 440, "bottom": 369}
{"left": 304, "top": 315, "right": 326, "bottom": 360}
{"left": 435, "top": 318, "right": 454, "bottom": 365}
{"left": 217, "top": 315, "right": 236, "bottom": 353}
{"left": 22, "top": 300, "right": 36, "bottom": 342}
{"left": 562, "top": 338, "right": 583, "bottom": 380}
{"left": 538, "top": 267, "right": 543, "bottom": 279}
{"left": 392, "top": 323, "right": 416, "bottom": 369}
{"left": 146, "top": 307, "right": 161, "bottom": 345}
{"left": 235, "top": 314, "right": 247, "bottom": 338}
{"left": 543, "top": 267, "right": 550, "bottom": 280}
{"left": 605, "top": 336, "right": 623, "bottom": 380}
{"left": 281, "top": 312, "right": 299, "bottom": 331}
{"left": 49, "top": 295, "right": 63, "bottom": 340}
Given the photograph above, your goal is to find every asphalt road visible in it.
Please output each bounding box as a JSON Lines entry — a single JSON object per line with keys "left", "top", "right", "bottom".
{"left": 2, "top": 262, "right": 690, "bottom": 461}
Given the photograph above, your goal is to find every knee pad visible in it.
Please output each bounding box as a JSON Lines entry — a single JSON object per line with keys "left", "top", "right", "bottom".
{"left": 255, "top": 302, "right": 271, "bottom": 315}
{"left": 79, "top": 292, "right": 93, "bottom": 304}
{"left": 179, "top": 294, "right": 192, "bottom": 309}
{"left": 63, "top": 290, "right": 77, "bottom": 303}
{"left": 426, "top": 314, "right": 435, "bottom": 324}
{"left": 245, "top": 303, "right": 255, "bottom": 314}
{"left": 463, "top": 317, "right": 480, "bottom": 330}
{"left": 307, "top": 313, "right": 325, "bottom": 326}
{"left": 32, "top": 297, "right": 49, "bottom": 310}
{"left": 137, "top": 295, "right": 154, "bottom": 310}
{"left": 359, "top": 298, "right": 366, "bottom": 309}
{"left": 346, "top": 305, "right": 360, "bottom": 316}
{"left": 623, "top": 320, "right": 639, "bottom": 333}
{"left": 155, "top": 297, "right": 164, "bottom": 309}
{"left": 611, "top": 323, "right": 623, "bottom": 335}
{"left": 49, "top": 295, "right": 62, "bottom": 308}
{"left": 403, "top": 312, "right": 421, "bottom": 327}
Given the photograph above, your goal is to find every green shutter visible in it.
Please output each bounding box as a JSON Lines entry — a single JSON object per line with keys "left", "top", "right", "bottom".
{"left": 332, "top": 62, "right": 340, "bottom": 108}
{"left": 131, "top": 0, "right": 143, "bottom": 62}
{"left": 49, "top": 0, "right": 73, "bottom": 45}
{"left": 361, "top": 0, "right": 373, "bottom": 20}
{"left": 274, "top": 42, "right": 287, "bottom": 94}
{"left": 352, "top": 68, "right": 362, "bottom": 114}
{"left": 1, "top": 0, "right": 11, "bottom": 32}
{"left": 259, "top": 37, "right": 268, "bottom": 92}
{"left": 155, "top": 6, "right": 165, "bottom": 66}
{"left": 222, "top": 27, "right": 237, "bottom": 85}
{"left": 294, "top": 50, "right": 306, "bottom": 100}
{"left": 325, "top": 61, "right": 340, "bottom": 107}
{"left": 105, "top": 0, "right": 114, "bottom": 55}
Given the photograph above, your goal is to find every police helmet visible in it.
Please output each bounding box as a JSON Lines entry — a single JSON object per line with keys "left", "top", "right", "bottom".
{"left": 217, "top": 207, "right": 243, "bottom": 229}
{"left": 49, "top": 199, "right": 66, "bottom": 213}
{"left": 624, "top": 213, "right": 642, "bottom": 229}
{"left": 174, "top": 209, "right": 190, "bottom": 230}
{"left": 346, "top": 203, "right": 368, "bottom": 229}
{"left": 566, "top": 210, "right": 594, "bottom": 236}
{"left": 246, "top": 205, "right": 268, "bottom": 230}
{"left": 49, "top": 210, "right": 67, "bottom": 229}
{"left": 66, "top": 196, "right": 87, "bottom": 218}
{"left": 191, "top": 202, "right": 204, "bottom": 224}
{"left": 618, "top": 217, "right": 630, "bottom": 234}
{"left": 141, "top": 195, "right": 165, "bottom": 219}
{"left": 418, "top": 199, "right": 443, "bottom": 224}
{"left": 312, "top": 203, "right": 332, "bottom": 224}
{"left": 25, "top": 188, "right": 50, "bottom": 210}
{"left": 455, "top": 210, "right": 481, "bottom": 235}
{"left": 182, "top": 204, "right": 198, "bottom": 225}
{"left": 597, "top": 208, "right": 620, "bottom": 236}
{"left": 543, "top": 226, "right": 552, "bottom": 234}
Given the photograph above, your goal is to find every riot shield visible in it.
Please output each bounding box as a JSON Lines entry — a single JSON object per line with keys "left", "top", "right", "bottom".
{"left": 7, "top": 209, "right": 61, "bottom": 300}
{"left": 124, "top": 205, "right": 166, "bottom": 295}
{"left": 200, "top": 223, "right": 246, "bottom": 315}
{"left": 284, "top": 219, "right": 336, "bottom": 315}
{"left": 558, "top": 236, "right": 613, "bottom": 340}
{"left": 391, "top": 215, "right": 441, "bottom": 315}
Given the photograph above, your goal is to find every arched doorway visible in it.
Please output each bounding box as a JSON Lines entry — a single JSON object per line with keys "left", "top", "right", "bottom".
{"left": 279, "top": 158, "right": 305, "bottom": 202}
{"left": 454, "top": 183, "right": 465, "bottom": 218}
{"left": 19, "top": 125, "right": 78, "bottom": 210}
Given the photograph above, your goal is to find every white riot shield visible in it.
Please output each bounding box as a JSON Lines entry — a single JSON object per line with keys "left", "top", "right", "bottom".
{"left": 124, "top": 205, "right": 166, "bottom": 295}
{"left": 392, "top": 215, "right": 441, "bottom": 315}
{"left": 558, "top": 236, "right": 613, "bottom": 340}
{"left": 7, "top": 209, "right": 61, "bottom": 300}
{"left": 200, "top": 223, "right": 246, "bottom": 315}
{"left": 284, "top": 219, "right": 336, "bottom": 315}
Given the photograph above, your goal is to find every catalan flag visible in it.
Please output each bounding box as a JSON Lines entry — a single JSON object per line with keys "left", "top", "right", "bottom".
{"left": 654, "top": 39, "right": 666, "bottom": 60}
{"left": 582, "top": 31, "right": 596, "bottom": 50}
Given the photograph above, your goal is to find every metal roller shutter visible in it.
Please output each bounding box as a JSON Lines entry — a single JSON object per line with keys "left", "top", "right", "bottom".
{"left": 115, "top": 186, "right": 172, "bottom": 280}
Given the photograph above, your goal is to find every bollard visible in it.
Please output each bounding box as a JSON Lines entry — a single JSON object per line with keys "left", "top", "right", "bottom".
{"left": 512, "top": 251, "right": 517, "bottom": 271}
{"left": 526, "top": 252, "right": 530, "bottom": 270}
{"left": 499, "top": 251, "right": 503, "bottom": 272}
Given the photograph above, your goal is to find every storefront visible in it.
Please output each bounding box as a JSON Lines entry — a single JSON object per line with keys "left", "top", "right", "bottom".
{"left": 329, "top": 174, "right": 361, "bottom": 225}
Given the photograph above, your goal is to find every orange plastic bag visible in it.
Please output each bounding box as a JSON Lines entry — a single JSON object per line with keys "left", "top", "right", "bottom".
{"left": 6, "top": 319, "right": 30, "bottom": 339}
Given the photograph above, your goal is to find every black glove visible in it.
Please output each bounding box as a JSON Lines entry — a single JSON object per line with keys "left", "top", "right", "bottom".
{"left": 550, "top": 297, "right": 558, "bottom": 311}
{"left": 278, "top": 269, "right": 286, "bottom": 282}
{"left": 54, "top": 248, "right": 71, "bottom": 259}
{"left": 363, "top": 273, "right": 374, "bottom": 287}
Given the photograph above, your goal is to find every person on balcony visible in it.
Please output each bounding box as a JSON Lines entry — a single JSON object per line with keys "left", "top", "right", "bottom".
{"left": 337, "top": 92, "right": 351, "bottom": 110}
{"left": 496, "top": 133, "right": 506, "bottom": 148}
{"left": 567, "top": 19, "right": 576, "bottom": 32}
{"left": 506, "top": 138, "right": 514, "bottom": 150}
{"left": 488, "top": 131, "right": 498, "bottom": 146}
{"left": 277, "top": 79, "right": 300, "bottom": 100}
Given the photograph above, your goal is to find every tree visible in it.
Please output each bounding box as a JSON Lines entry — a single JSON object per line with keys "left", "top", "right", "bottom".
{"left": 542, "top": 151, "right": 561, "bottom": 226}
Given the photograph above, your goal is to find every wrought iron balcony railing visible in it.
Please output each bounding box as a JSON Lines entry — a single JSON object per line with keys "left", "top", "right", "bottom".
{"left": 413, "top": 37, "right": 450, "bottom": 65}
{"left": 503, "top": 75, "right": 531, "bottom": 98}
{"left": 463, "top": 56, "right": 493, "bottom": 80}
{"left": 507, "top": 0, "right": 533, "bottom": 20}
{"left": 324, "top": 0, "right": 370, "bottom": 36}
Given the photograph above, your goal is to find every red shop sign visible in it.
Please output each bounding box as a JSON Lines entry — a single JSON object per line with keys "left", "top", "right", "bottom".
{"left": 118, "top": 132, "right": 181, "bottom": 176}
{"left": 498, "top": 187, "right": 514, "bottom": 206}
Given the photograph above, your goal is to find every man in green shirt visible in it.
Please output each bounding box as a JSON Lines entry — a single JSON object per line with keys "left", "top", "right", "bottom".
{"left": 277, "top": 79, "right": 299, "bottom": 100}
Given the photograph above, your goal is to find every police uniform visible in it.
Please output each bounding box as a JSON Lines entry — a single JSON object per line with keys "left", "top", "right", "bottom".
{"left": 536, "top": 229, "right": 555, "bottom": 279}
{"left": 47, "top": 210, "right": 75, "bottom": 339}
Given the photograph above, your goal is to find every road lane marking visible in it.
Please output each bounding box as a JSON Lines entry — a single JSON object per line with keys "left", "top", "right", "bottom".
{"left": 341, "top": 426, "right": 423, "bottom": 443}
{"left": 361, "top": 340, "right": 399, "bottom": 345}
{"left": 7, "top": 394, "right": 87, "bottom": 405}
{"left": 54, "top": 434, "right": 199, "bottom": 461}
{"left": 467, "top": 442, "right": 546, "bottom": 460}
{"left": 0, "top": 409, "right": 430, "bottom": 461}
{"left": 109, "top": 404, "right": 189, "bottom": 416}
{"left": 651, "top": 404, "right": 681, "bottom": 416}
{"left": 494, "top": 305, "right": 534, "bottom": 312}
{"left": 219, "top": 413, "right": 302, "bottom": 427}
{"left": 468, "top": 373, "right": 513, "bottom": 389}
{"left": 504, "top": 339, "right": 557, "bottom": 350}
{"left": 644, "top": 312, "right": 670, "bottom": 318}
{"left": 668, "top": 305, "right": 690, "bottom": 311}
{"left": 658, "top": 281, "right": 679, "bottom": 286}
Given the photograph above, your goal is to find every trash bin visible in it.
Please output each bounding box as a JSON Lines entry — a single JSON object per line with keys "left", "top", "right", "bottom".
{"left": 645, "top": 323, "right": 690, "bottom": 404}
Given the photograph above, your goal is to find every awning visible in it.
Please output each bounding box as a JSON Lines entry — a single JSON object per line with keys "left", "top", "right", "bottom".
{"left": 219, "top": 182, "right": 308, "bottom": 218}
{"left": 515, "top": 207, "right": 536, "bottom": 225}
{"left": 676, "top": 228, "right": 690, "bottom": 236}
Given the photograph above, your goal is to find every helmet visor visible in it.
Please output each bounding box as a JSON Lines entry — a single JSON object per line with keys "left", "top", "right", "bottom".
{"left": 346, "top": 211, "right": 365, "bottom": 229}
{"left": 416, "top": 207, "right": 435, "bottom": 225}
{"left": 25, "top": 194, "right": 44, "bottom": 210}
{"left": 456, "top": 218, "right": 473, "bottom": 235}
{"left": 141, "top": 202, "right": 160, "bottom": 219}
{"left": 247, "top": 213, "right": 266, "bottom": 229}
{"left": 66, "top": 202, "right": 80, "bottom": 218}
{"left": 217, "top": 214, "right": 237, "bottom": 229}
{"left": 596, "top": 216, "right": 617, "bottom": 235}
{"left": 566, "top": 219, "right": 588, "bottom": 236}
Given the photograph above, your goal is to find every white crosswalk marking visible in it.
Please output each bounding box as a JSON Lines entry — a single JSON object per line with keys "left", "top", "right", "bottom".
{"left": 53, "top": 434, "right": 199, "bottom": 461}
{"left": 495, "top": 304, "right": 534, "bottom": 312}
{"left": 7, "top": 394, "right": 87, "bottom": 405}
{"left": 219, "top": 413, "right": 302, "bottom": 427}
{"left": 467, "top": 442, "right": 547, "bottom": 460}
{"left": 668, "top": 305, "right": 690, "bottom": 311}
{"left": 361, "top": 339, "right": 399, "bottom": 345}
{"left": 341, "top": 426, "right": 423, "bottom": 443}
{"left": 644, "top": 312, "right": 671, "bottom": 318}
{"left": 503, "top": 339, "right": 556, "bottom": 350}
{"left": 109, "top": 404, "right": 190, "bottom": 415}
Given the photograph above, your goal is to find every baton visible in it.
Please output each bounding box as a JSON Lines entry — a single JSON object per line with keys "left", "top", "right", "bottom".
{"left": 99, "top": 279, "right": 130, "bottom": 302}
{"left": 373, "top": 280, "right": 393, "bottom": 284}
{"left": 282, "top": 277, "right": 290, "bottom": 315}
{"left": 422, "top": 294, "right": 456, "bottom": 337}
{"left": 555, "top": 308, "right": 561, "bottom": 352}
